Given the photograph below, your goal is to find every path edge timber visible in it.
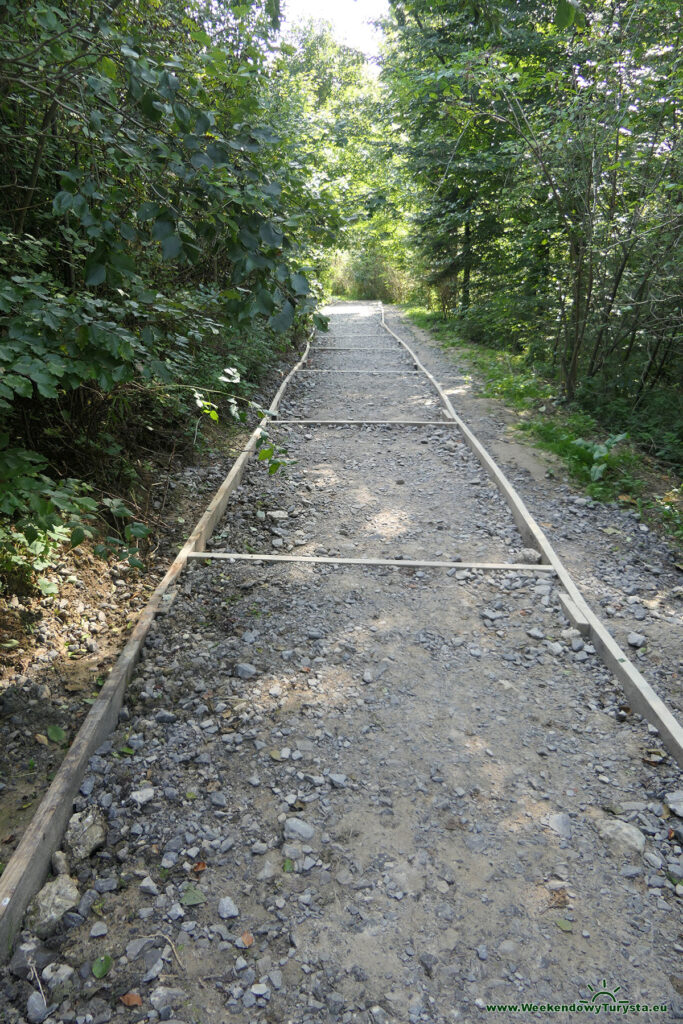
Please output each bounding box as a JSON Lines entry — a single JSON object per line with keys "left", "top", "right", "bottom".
{"left": 0, "top": 333, "right": 313, "bottom": 960}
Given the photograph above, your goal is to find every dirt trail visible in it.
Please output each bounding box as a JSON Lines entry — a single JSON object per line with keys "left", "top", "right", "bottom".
{"left": 3, "top": 303, "right": 682, "bottom": 1024}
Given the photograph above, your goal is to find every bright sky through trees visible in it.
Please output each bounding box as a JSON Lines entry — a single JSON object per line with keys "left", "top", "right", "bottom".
{"left": 281, "top": 0, "right": 388, "bottom": 55}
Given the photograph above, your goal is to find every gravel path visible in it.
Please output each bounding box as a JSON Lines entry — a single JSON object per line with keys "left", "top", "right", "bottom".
{"left": 4, "top": 303, "right": 682, "bottom": 1024}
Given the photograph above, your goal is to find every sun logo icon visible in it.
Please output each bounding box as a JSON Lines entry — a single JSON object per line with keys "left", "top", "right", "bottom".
{"left": 580, "top": 980, "right": 629, "bottom": 1008}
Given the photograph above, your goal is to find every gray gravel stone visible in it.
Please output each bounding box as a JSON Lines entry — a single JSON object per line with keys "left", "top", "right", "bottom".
{"left": 284, "top": 817, "right": 315, "bottom": 841}
{"left": 234, "top": 662, "right": 258, "bottom": 679}
{"left": 9, "top": 938, "right": 57, "bottom": 979}
{"left": 26, "top": 991, "right": 49, "bottom": 1024}
{"left": 150, "top": 987, "right": 187, "bottom": 1011}
{"left": 217, "top": 897, "right": 239, "bottom": 919}
{"left": 546, "top": 812, "right": 572, "bottom": 839}
{"left": 666, "top": 790, "right": 683, "bottom": 817}
{"left": 51, "top": 850, "right": 70, "bottom": 876}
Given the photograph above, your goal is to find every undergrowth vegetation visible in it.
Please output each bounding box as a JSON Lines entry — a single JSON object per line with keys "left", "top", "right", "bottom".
{"left": 407, "top": 308, "right": 683, "bottom": 546}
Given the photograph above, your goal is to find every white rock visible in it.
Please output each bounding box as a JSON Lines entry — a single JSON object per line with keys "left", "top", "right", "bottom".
{"left": 595, "top": 818, "right": 646, "bottom": 858}
{"left": 520, "top": 547, "right": 542, "bottom": 564}
{"left": 64, "top": 808, "right": 106, "bottom": 862}
{"left": 257, "top": 858, "right": 277, "bottom": 882}
{"left": 130, "top": 787, "right": 155, "bottom": 806}
{"left": 168, "top": 902, "right": 185, "bottom": 921}
{"left": 27, "top": 875, "right": 79, "bottom": 938}
{"left": 41, "top": 962, "right": 75, "bottom": 991}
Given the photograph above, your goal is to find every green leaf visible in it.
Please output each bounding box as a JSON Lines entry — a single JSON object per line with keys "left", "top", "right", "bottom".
{"left": 555, "top": 0, "right": 575, "bottom": 28}
{"left": 252, "top": 289, "right": 275, "bottom": 316}
{"left": 92, "top": 955, "right": 113, "bottom": 979}
{"left": 555, "top": 918, "right": 573, "bottom": 932}
{"left": 47, "top": 724, "right": 67, "bottom": 744}
{"left": 70, "top": 526, "right": 86, "bottom": 547}
{"left": 239, "top": 228, "right": 260, "bottom": 251}
{"left": 268, "top": 300, "right": 294, "bottom": 333}
{"left": 38, "top": 577, "right": 58, "bottom": 596}
{"left": 161, "top": 235, "right": 183, "bottom": 260}
{"left": 190, "top": 151, "right": 212, "bottom": 170}
{"left": 290, "top": 272, "right": 309, "bottom": 296}
{"left": 126, "top": 522, "right": 150, "bottom": 539}
{"left": 100, "top": 56, "right": 118, "bottom": 80}
{"left": 4, "top": 374, "right": 33, "bottom": 398}
{"left": 181, "top": 883, "right": 206, "bottom": 907}
{"left": 85, "top": 262, "right": 106, "bottom": 287}
{"left": 260, "top": 222, "right": 284, "bottom": 248}
{"left": 141, "top": 92, "right": 163, "bottom": 122}
{"left": 152, "top": 218, "right": 174, "bottom": 241}
{"left": 53, "top": 191, "right": 73, "bottom": 215}
{"left": 173, "top": 102, "right": 193, "bottom": 128}
{"left": 119, "top": 222, "right": 137, "bottom": 241}
{"left": 137, "top": 202, "right": 161, "bottom": 222}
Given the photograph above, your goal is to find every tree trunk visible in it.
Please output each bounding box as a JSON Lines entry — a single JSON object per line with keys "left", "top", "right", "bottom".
{"left": 462, "top": 220, "right": 471, "bottom": 311}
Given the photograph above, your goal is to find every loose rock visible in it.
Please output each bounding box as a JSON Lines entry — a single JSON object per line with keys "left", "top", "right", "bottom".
{"left": 27, "top": 875, "right": 80, "bottom": 938}
{"left": 64, "top": 808, "right": 106, "bottom": 862}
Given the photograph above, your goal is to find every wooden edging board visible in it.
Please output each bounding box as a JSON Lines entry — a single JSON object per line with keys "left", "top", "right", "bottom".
{"left": 0, "top": 335, "right": 313, "bottom": 959}
{"left": 379, "top": 306, "right": 683, "bottom": 765}
{"left": 294, "top": 374, "right": 417, "bottom": 378}
{"left": 186, "top": 551, "right": 557, "bottom": 572}
{"left": 312, "top": 346, "right": 399, "bottom": 352}
{"left": 273, "top": 419, "right": 454, "bottom": 426}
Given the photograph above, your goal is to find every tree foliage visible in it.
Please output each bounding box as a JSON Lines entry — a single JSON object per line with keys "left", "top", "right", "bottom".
{"left": 381, "top": 0, "right": 682, "bottom": 462}
{"left": 271, "top": 18, "right": 425, "bottom": 303}
{"left": 0, "top": 0, "right": 336, "bottom": 589}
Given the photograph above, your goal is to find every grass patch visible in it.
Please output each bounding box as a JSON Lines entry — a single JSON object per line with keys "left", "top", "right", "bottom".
{"left": 405, "top": 307, "right": 682, "bottom": 548}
